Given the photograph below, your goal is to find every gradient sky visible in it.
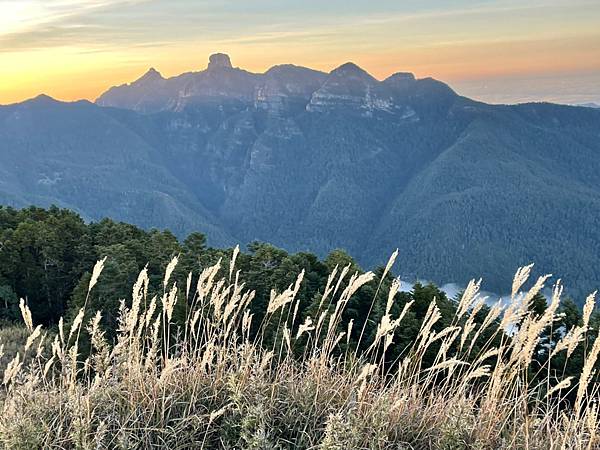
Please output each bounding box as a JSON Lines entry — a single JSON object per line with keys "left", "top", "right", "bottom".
{"left": 1, "top": 0, "right": 599, "bottom": 105}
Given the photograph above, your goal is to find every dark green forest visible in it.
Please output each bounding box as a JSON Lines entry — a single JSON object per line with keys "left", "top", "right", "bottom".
{"left": 0, "top": 205, "right": 598, "bottom": 390}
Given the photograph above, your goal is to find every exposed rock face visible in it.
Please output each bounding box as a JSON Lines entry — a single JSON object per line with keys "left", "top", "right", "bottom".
{"left": 208, "top": 53, "right": 233, "bottom": 70}
{"left": 96, "top": 54, "right": 429, "bottom": 116}
{"left": 307, "top": 63, "right": 395, "bottom": 115}
{"left": 255, "top": 65, "right": 327, "bottom": 117}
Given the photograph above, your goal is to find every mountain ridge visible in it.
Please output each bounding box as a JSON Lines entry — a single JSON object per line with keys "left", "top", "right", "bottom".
{"left": 96, "top": 53, "right": 433, "bottom": 115}
{"left": 2, "top": 53, "right": 600, "bottom": 301}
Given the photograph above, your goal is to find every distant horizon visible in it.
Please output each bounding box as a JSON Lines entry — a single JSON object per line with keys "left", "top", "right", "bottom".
{"left": 1, "top": 0, "right": 599, "bottom": 105}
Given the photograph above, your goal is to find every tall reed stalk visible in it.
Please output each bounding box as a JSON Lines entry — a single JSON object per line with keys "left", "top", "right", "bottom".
{"left": 0, "top": 254, "right": 598, "bottom": 449}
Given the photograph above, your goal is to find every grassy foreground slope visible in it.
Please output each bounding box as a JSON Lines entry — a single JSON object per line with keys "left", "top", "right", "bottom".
{"left": 1, "top": 255, "right": 599, "bottom": 449}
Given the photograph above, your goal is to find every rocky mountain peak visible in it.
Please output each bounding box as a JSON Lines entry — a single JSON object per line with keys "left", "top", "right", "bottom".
{"left": 329, "top": 62, "right": 375, "bottom": 81}
{"left": 135, "top": 67, "right": 164, "bottom": 84}
{"left": 208, "top": 53, "right": 233, "bottom": 70}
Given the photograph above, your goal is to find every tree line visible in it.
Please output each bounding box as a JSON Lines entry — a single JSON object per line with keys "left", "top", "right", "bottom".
{"left": 1, "top": 205, "right": 598, "bottom": 389}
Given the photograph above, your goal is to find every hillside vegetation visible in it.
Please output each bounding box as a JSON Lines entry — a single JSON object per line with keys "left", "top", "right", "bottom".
{"left": 1, "top": 209, "right": 600, "bottom": 448}
{"left": 1, "top": 254, "right": 599, "bottom": 448}
{"left": 2, "top": 54, "right": 600, "bottom": 298}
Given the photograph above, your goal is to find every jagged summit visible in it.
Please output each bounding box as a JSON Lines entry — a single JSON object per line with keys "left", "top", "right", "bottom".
{"left": 146, "top": 67, "right": 163, "bottom": 77}
{"left": 207, "top": 53, "right": 233, "bottom": 70}
{"left": 135, "top": 67, "right": 164, "bottom": 84}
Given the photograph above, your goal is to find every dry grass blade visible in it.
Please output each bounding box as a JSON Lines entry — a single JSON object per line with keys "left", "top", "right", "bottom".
{"left": 88, "top": 256, "right": 107, "bottom": 293}
{"left": 163, "top": 255, "right": 179, "bottom": 289}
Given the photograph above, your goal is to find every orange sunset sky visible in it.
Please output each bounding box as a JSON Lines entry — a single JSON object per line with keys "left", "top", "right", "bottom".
{"left": 1, "top": 0, "right": 599, "bottom": 105}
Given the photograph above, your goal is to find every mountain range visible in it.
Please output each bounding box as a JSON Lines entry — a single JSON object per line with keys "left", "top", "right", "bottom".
{"left": 2, "top": 53, "right": 600, "bottom": 300}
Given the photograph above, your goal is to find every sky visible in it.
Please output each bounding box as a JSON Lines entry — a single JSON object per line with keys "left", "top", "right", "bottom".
{"left": 1, "top": 0, "right": 599, "bottom": 105}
